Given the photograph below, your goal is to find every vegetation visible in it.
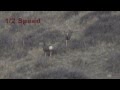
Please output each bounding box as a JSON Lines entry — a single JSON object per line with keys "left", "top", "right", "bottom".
{"left": 0, "top": 11, "right": 120, "bottom": 79}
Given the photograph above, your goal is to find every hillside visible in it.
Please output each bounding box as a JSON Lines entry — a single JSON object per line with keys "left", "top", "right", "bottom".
{"left": 0, "top": 11, "right": 120, "bottom": 79}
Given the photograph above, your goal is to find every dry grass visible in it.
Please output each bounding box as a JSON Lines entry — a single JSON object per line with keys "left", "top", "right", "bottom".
{"left": 0, "top": 11, "right": 120, "bottom": 79}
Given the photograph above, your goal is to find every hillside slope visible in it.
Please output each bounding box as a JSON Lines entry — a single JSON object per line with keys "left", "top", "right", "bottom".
{"left": 0, "top": 11, "right": 120, "bottom": 79}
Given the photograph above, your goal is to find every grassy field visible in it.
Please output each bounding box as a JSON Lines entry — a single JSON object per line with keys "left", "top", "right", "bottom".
{"left": 0, "top": 11, "right": 120, "bottom": 79}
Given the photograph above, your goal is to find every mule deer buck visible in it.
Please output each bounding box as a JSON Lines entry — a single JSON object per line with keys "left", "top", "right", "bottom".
{"left": 64, "top": 30, "right": 73, "bottom": 47}
{"left": 42, "top": 41, "right": 54, "bottom": 57}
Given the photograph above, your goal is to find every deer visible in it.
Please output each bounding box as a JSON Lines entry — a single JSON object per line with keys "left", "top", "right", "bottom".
{"left": 42, "top": 41, "right": 54, "bottom": 57}
{"left": 64, "top": 30, "right": 73, "bottom": 47}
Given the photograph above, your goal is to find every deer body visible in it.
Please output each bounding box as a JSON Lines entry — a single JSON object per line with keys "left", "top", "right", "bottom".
{"left": 42, "top": 42, "right": 49, "bottom": 57}
{"left": 42, "top": 42, "right": 54, "bottom": 57}
{"left": 65, "top": 30, "right": 73, "bottom": 47}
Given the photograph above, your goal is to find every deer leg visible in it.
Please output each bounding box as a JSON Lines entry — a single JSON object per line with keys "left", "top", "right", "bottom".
{"left": 50, "top": 51, "right": 52, "bottom": 57}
